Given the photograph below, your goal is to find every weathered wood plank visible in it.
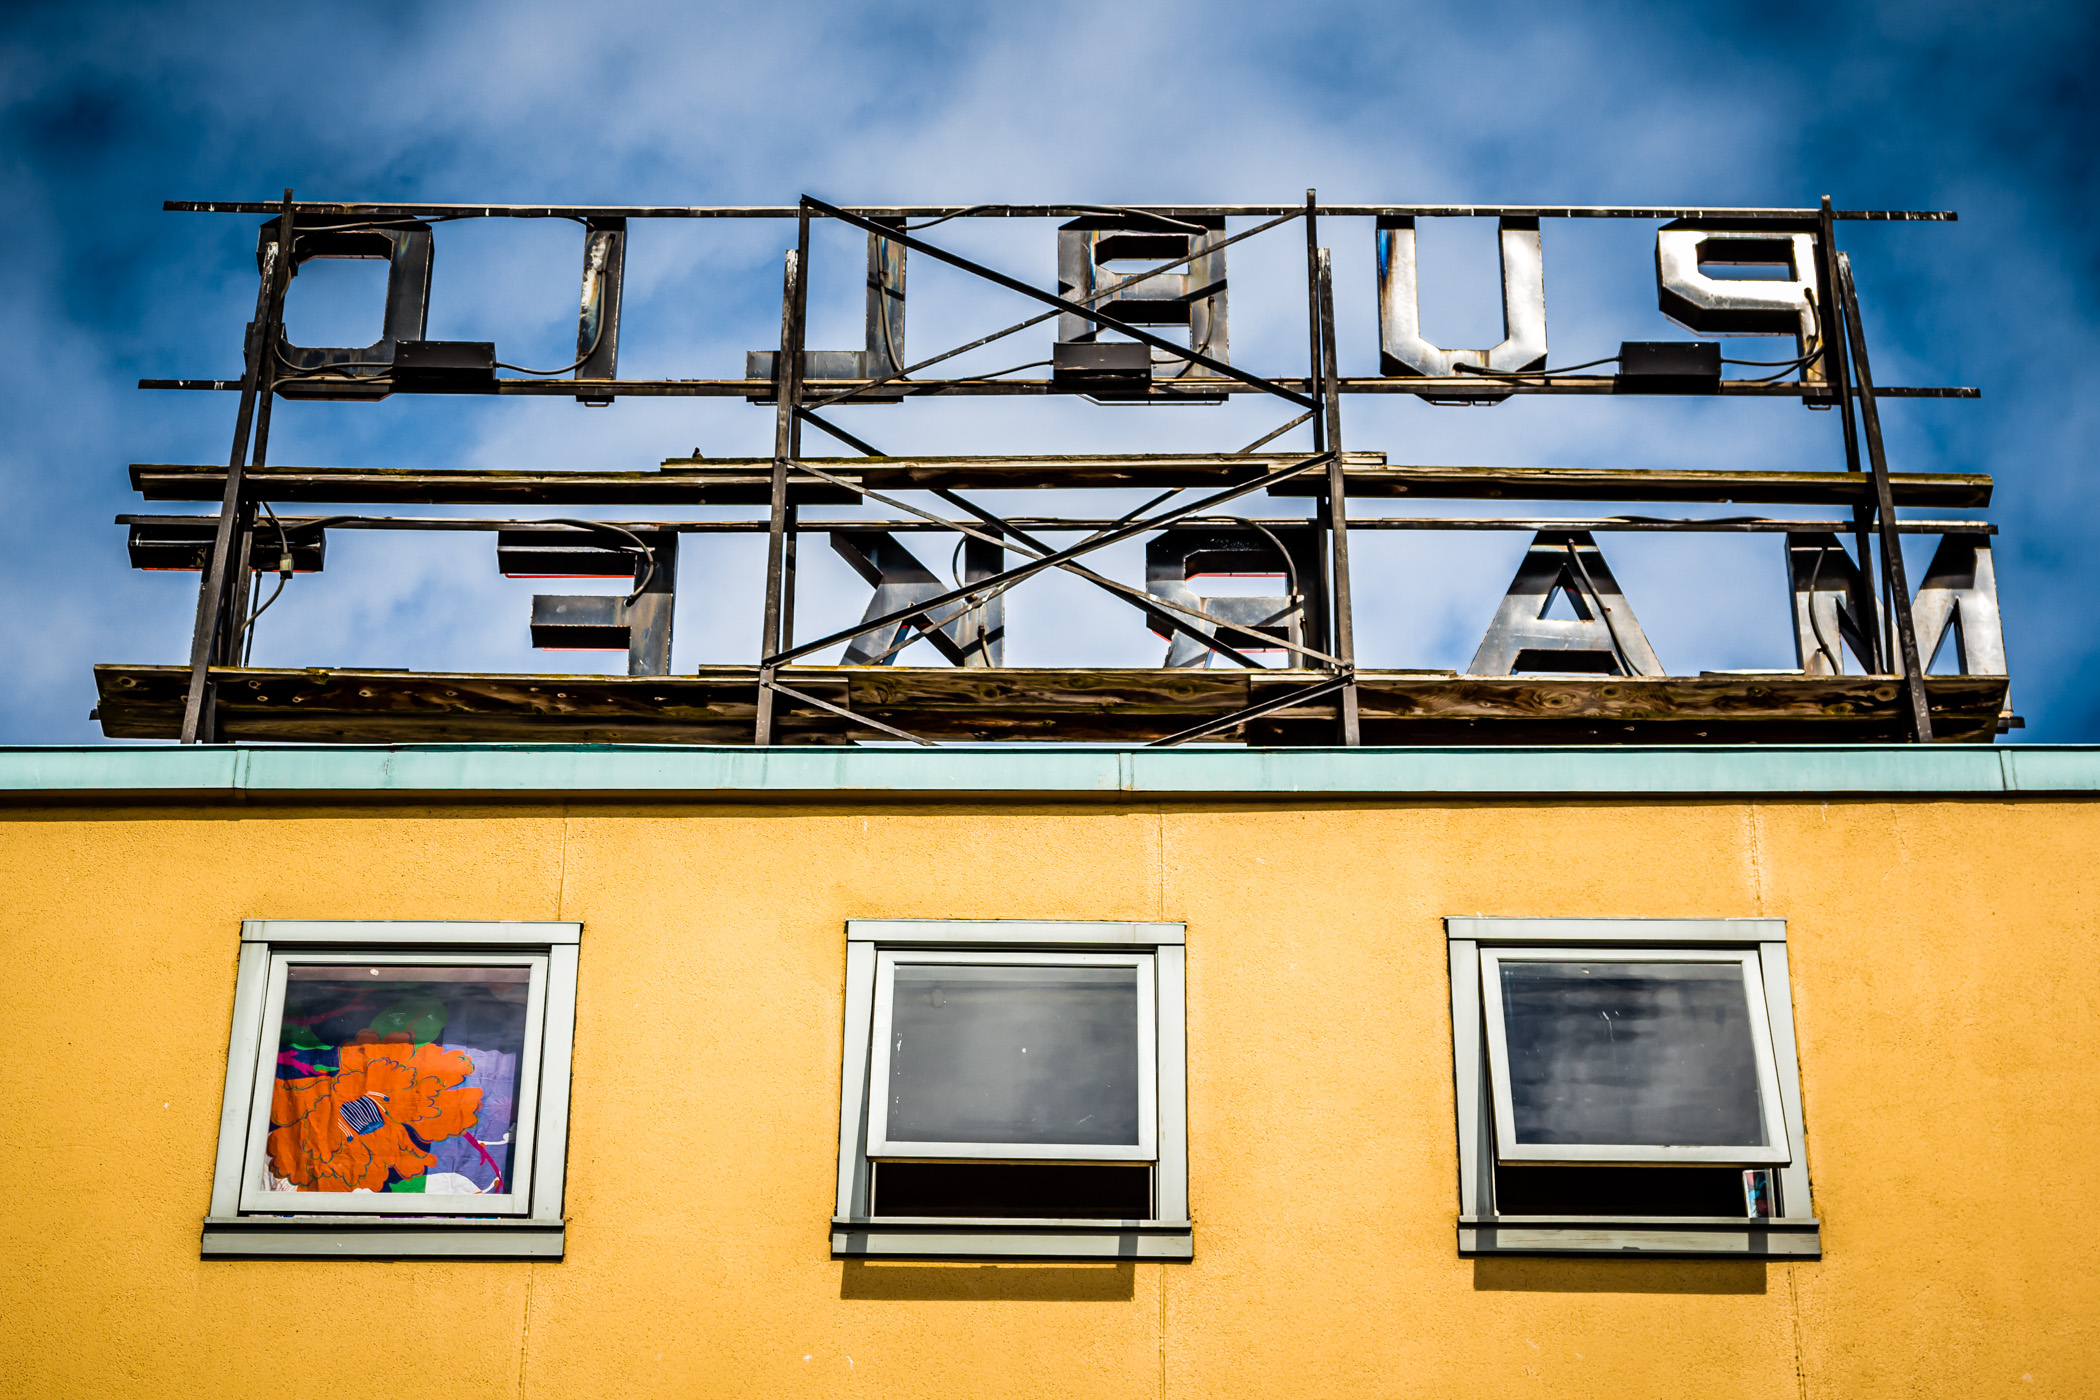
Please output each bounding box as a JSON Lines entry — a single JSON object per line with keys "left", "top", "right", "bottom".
{"left": 134, "top": 459, "right": 1990, "bottom": 508}
{"left": 1268, "top": 464, "right": 1992, "bottom": 507}
{"left": 131, "top": 454, "right": 1388, "bottom": 505}
{"left": 93, "top": 665, "right": 2006, "bottom": 747}
{"left": 130, "top": 464, "right": 862, "bottom": 506}
{"left": 666, "top": 452, "right": 1386, "bottom": 492}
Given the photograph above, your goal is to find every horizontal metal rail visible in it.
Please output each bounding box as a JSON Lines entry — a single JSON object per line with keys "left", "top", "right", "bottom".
{"left": 138, "top": 376, "right": 1981, "bottom": 400}
{"left": 166, "top": 200, "right": 1957, "bottom": 221}
{"left": 120, "top": 513, "right": 1993, "bottom": 536}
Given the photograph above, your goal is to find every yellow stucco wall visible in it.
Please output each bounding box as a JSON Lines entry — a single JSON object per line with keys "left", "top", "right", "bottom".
{"left": 1, "top": 794, "right": 2095, "bottom": 1397}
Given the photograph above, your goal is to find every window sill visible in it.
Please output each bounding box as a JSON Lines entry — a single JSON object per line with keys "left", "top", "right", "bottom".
{"left": 831, "top": 1216, "right": 1193, "bottom": 1260}
{"left": 1458, "top": 1214, "right": 1820, "bottom": 1258}
{"left": 201, "top": 1215, "right": 564, "bottom": 1260}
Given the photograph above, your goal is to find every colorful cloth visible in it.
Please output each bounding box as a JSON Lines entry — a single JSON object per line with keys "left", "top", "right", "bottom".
{"left": 268, "top": 1039, "right": 483, "bottom": 1192}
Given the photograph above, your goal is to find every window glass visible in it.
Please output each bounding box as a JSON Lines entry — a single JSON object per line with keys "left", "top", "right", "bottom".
{"left": 1498, "top": 960, "right": 1766, "bottom": 1148}
{"left": 267, "top": 966, "right": 529, "bottom": 1196}
{"left": 886, "top": 964, "right": 1139, "bottom": 1146}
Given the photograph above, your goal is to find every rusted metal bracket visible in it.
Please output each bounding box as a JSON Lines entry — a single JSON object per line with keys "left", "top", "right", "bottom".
{"left": 1316, "top": 249, "right": 1360, "bottom": 745}
{"left": 181, "top": 189, "right": 295, "bottom": 743}
{"left": 1834, "top": 251, "right": 1933, "bottom": 742}
{"left": 755, "top": 216, "right": 811, "bottom": 746}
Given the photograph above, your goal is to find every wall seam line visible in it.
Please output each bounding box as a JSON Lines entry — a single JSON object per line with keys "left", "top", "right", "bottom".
{"left": 1156, "top": 806, "right": 1165, "bottom": 919}
{"left": 517, "top": 1258, "right": 536, "bottom": 1400}
{"left": 556, "top": 802, "right": 572, "bottom": 921}
{"left": 1788, "top": 1260, "right": 1809, "bottom": 1399}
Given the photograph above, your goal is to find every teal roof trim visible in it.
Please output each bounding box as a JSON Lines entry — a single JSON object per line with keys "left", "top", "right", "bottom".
{"left": 2, "top": 744, "right": 2098, "bottom": 797}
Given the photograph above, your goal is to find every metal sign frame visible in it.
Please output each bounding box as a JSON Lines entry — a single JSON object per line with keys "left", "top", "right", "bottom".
{"left": 129, "top": 192, "right": 1986, "bottom": 748}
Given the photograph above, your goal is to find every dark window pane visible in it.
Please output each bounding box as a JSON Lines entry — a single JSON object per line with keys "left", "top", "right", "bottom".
{"left": 1493, "top": 1164, "right": 1751, "bottom": 1217}
{"left": 874, "top": 1162, "right": 1152, "bottom": 1219}
{"left": 269, "top": 966, "right": 530, "bottom": 1195}
{"left": 887, "top": 964, "right": 1140, "bottom": 1146}
{"left": 1499, "top": 960, "right": 1766, "bottom": 1148}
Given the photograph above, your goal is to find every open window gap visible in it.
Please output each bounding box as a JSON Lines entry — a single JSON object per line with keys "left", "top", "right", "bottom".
{"left": 872, "top": 1162, "right": 1152, "bottom": 1219}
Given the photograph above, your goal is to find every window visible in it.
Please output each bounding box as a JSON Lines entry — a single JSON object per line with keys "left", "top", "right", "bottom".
{"left": 834, "top": 921, "right": 1189, "bottom": 1260}
{"left": 204, "top": 921, "right": 579, "bottom": 1259}
{"left": 1446, "top": 918, "right": 1818, "bottom": 1257}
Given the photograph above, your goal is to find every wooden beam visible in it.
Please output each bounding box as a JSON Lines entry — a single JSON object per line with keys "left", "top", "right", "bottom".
{"left": 130, "top": 463, "right": 861, "bottom": 506}
{"left": 131, "top": 456, "right": 1987, "bottom": 507}
{"left": 1268, "top": 463, "right": 1992, "bottom": 507}
{"left": 94, "top": 664, "right": 2008, "bottom": 747}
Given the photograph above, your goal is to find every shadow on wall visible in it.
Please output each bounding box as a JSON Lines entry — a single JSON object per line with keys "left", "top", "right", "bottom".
{"left": 1473, "top": 1257, "right": 1768, "bottom": 1295}
{"left": 840, "top": 1261, "right": 1138, "bottom": 1301}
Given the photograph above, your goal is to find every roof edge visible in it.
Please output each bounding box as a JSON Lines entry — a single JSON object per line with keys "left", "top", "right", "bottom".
{"left": 1, "top": 744, "right": 2096, "bottom": 798}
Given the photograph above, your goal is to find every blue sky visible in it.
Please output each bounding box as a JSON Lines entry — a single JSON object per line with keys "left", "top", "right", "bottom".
{"left": 3, "top": 1, "right": 2095, "bottom": 742}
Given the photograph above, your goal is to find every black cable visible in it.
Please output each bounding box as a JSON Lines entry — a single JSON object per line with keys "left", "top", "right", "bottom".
{"left": 953, "top": 359, "right": 1052, "bottom": 382}
{"left": 1564, "top": 538, "right": 1637, "bottom": 675}
{"left": 494, "top": 277, "right": 612, "bottom": 376}
{"left": 1452, "top": 354, "right": 1622, "bottom": 378}
{"left": 1722, "top": 293, "right": 1824, "bottom": 375}
{"left": 902, "top": 205, "right": 1003, "bottom": 231}
{"left": 1802, "top": 545, "right": 1841, "bottom": 674}
{"left": 1208, "top": 517, "right": 1308, "bottom": 665}
{"left": 1721, "top": 349, "right": 1822, "bottom": 366}
{"left": 235, "top": 501, "right": 297, "bottom": 653}
{"left": 1734, "top": 346, "right": 1827, "bottom": 383}
{"left": 543, "top": 519, "right": 657, "bottom": 603}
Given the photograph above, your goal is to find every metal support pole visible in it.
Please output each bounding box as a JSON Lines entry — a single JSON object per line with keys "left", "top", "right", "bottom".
{"left": 181, "top": 188, "right": 292, "bottom": 743}
{"left": 1835, "top": 252, "right": 1933, "bottom": 741}
{"left": 1303, "top": 191, "right": 1325, "bottom": 455}
{"left": 781, "top": 502, "right": 799, "bottom": 653}
{"left": 755, "top": 212, "right": 810, "bottom": 745}
{"left": 1818, "top": 196, "right": 1883, "bottom": 672}
{"left": 1317, "top": 250, "right": 1360, "bottom": 745}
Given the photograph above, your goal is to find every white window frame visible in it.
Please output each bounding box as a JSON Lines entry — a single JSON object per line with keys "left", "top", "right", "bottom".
{"left": 867, "top": 949, "right": 1158, "bottom": 1163}
{"left": 1447, "top": 918, "right": 1819, "bottom": 1258}
{"left": 834, "top": 920, "right": 1190, "bottom": 1261}
{"left": 1479, "top": 947, "right": 1791, "bottom": 1165}
{"left": 204, "top": 921, "right": 579, "bottom": 1259}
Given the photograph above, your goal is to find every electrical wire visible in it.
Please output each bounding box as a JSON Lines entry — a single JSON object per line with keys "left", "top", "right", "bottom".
{"left": 902, "top": 205, "right": 1003, "bottom": 231}
{"left": 1201, "top": 517, "right": 1308, "bottom": 665}
{"left": 1563, "top": 538, "right": 1637, "bottom": 675}
{"left": 543, "top": 519, "right": 657, "bottom": 603}
{"left": 952, "top": 359, "right": 1052, "bottom": 382}
{"left": 1732, "top": 346, "right": 1827, "bottom": 383}
{"left": 493, "top": 273, "right": 613, "bottom": 376}
{"left": 1721, "top": 349, "right": 1822, "bottom": 366}
{"left": 1452, "top": 354, "right": 1623, "bottom": 378}
{"left": 235, "top": 501, "right": 296, "bottom": 653}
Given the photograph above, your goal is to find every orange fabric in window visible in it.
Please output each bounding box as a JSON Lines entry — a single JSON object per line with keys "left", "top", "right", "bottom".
{"left": 268, "top": 1040, "right": 483, "bottom": 1192}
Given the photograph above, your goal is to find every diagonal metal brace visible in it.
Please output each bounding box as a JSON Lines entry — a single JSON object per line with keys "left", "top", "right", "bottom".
{"left": 763, "top": 677, "right": 936, "bottom": 746}
{"left": 764, "top": 452, "right": 1335, "bottom": 667}
{"left": 1147, "top": 673, "right": 1357, "bottom": 747}
{"left": 806, "top": 197, "right": 1316, "bottom": 410}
